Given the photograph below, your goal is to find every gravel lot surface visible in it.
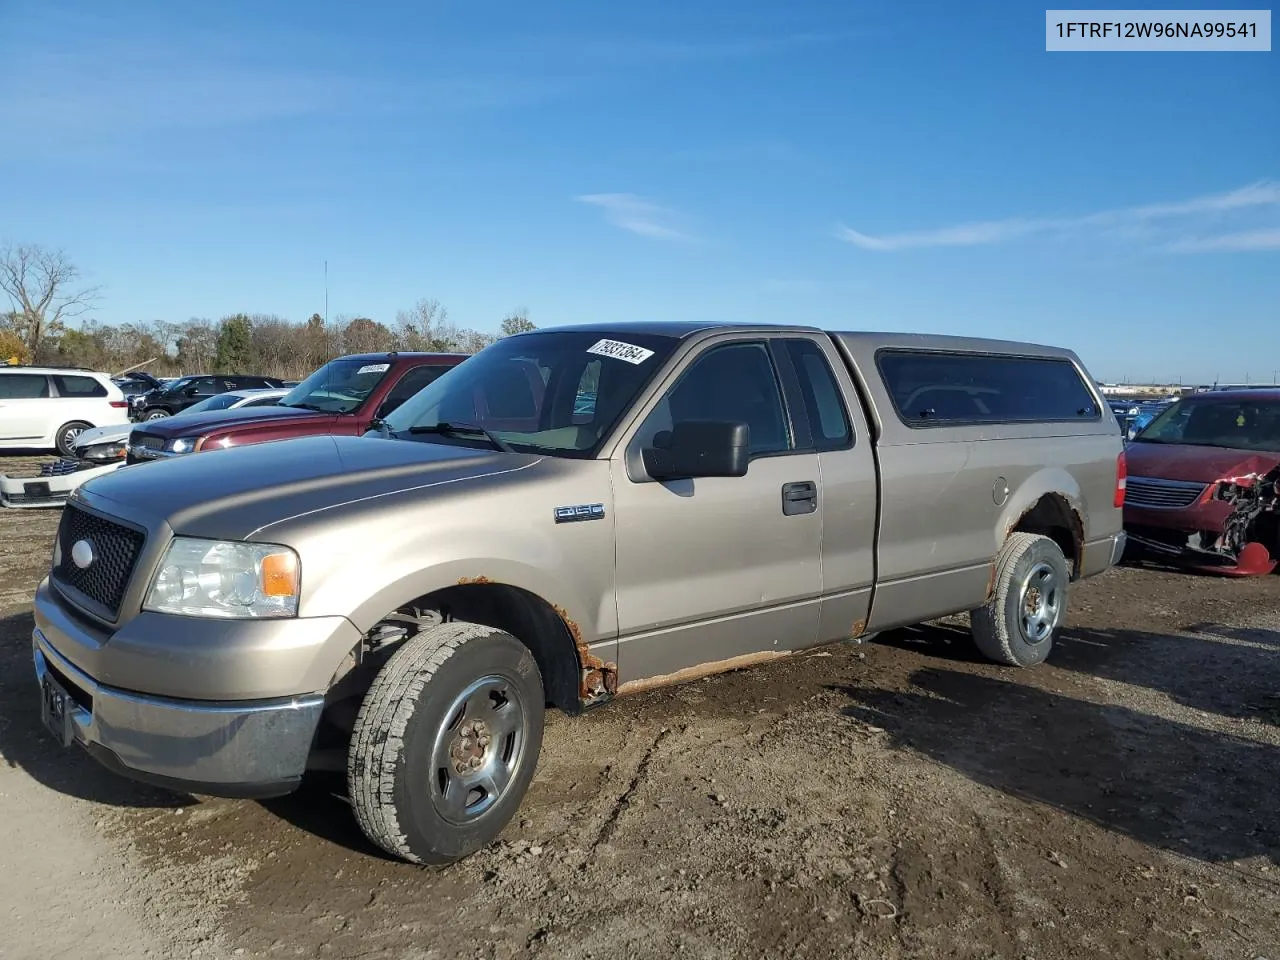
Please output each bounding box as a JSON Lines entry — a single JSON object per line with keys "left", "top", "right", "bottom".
{"left": 2, "top": 452, "right": 1278, "bottom": 960}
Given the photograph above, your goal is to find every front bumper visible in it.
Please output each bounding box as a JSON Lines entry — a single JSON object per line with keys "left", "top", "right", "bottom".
{"left": 33, "top": 629, "right": 325, "bottom": 798}
{"left": 0, "top": 461, "right": 123, "bottom": 509}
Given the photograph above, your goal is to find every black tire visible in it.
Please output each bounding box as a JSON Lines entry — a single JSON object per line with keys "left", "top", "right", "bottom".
{"left": 144, "top": 408, "right": 170, "bottom": 421}
{"left": 970, "top": 532, "right": 1070, "bottom": 667}
{"left": 347, "top": 621, "right": 545, "bottom": 865}
{"left": 54, "top": 421, "right": 92, "bottom": 457}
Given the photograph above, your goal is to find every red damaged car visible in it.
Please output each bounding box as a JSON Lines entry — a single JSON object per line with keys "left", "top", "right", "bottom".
{"left": 1123, "top": 388, "right": 1280, "bottom": 576}
{"left": 126, "top": 352, "right": 467, "bottom": 466}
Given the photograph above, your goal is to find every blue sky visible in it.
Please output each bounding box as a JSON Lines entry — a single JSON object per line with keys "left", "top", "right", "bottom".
{"left": 0, "top": 0, "right": 1276, "bottom": 383}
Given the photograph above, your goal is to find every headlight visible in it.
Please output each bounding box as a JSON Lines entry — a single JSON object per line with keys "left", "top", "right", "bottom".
{"left": 143, "top": 537, "right": 300, "bottom": 619}
{"left": 167, "top": 437, "right": 196, "bottom": 454}
{"left": 80, "top": 442, "right": 128, "bottom": 462}
{"left": 1128, "top": 406, "right": 1140, "bottom": 416}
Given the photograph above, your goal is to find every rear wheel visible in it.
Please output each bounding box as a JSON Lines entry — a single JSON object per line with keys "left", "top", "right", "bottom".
{"left": 54, "top": 421, "right": 92, "bottom": 457}
{"left": 970, "top": 533, "right": 1069, "bottom": 667}
{"left": 347, "top": 621, "right": 545, "bottom": 865}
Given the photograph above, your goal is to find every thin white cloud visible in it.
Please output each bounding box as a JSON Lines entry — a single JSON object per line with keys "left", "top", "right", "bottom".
{"left": 835, "top": 181, "right": 1280, "bottom": 253}
{"left": 568, "top": 31, "right": 857, "bottom": 64}
{"left": 1169, "top": 228, "right": 1280, "bottom": 252}
{"left": 575, "top": 193, "right": 696, "bottom": 241}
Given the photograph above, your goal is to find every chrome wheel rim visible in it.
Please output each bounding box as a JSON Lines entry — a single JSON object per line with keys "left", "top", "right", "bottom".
{"left": 145, "top": 410, "right": 169, "bottom": 420}
{"left": 429, "top": 674, "right": 528, "bottom": 825}
{"left": 1018, "top": 561, "right": 1062, "bottom": 644}
{"left": 60, "top": 426, "right": 84, "bottom": 450}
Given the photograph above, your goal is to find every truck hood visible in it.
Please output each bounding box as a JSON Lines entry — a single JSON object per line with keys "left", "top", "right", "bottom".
{"left": 136, "top": 404, "right": 329, "bottom": 438}
{"left": 77, "top": 434, "right": 542, "bottom": 538}
{"left": 1125, "top": 440, "right": 1280, "bottom": 484}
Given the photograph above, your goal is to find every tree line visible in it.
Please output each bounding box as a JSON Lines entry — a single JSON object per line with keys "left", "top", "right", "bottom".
{"left": 0, "top": 243, "right": 537, "bottom": 379}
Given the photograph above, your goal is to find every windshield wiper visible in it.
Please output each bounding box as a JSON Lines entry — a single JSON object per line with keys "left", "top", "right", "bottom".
{"left": 282, "top": 401, "right": 328, "bottom": 412}
{"left": 406, "top": 421, "right": 514, "bottom": 453}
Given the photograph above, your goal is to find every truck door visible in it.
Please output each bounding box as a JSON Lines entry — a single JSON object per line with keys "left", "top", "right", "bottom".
{"left": 609, "top": 336, "right": 823, "bottom": 684}
{"left": 772, "top": 336, "right": 879, "bottom": 644}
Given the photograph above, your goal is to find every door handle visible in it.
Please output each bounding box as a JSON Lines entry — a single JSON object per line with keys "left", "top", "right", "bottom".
{"left": 781, "top": 480, "right": 818, "bottom": 516}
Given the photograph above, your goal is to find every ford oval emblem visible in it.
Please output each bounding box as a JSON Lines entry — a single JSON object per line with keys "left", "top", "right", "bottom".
{"left": 70, "top": 539, "right": 95, "bottom": 570}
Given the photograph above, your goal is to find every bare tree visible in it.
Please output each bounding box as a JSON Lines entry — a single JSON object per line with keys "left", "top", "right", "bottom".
{"left": 0, "top": 244, "right": 102, "bottom": 354}
{"left": 499, "top": 308, "right": 536, "bottom": 337}
{"left": 394, "top": 298, "right": 450, "bottom": 351}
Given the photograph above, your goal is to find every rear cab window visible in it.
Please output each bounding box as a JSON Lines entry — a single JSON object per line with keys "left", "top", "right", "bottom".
{"left": 777, "top": 338, "right": 853, "bottom": 451}
{"left": 876, "top": 350, "right": 1100, "bottom": 427}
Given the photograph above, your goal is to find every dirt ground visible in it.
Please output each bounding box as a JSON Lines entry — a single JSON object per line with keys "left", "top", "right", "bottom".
{"left": 2, "top": 453, "right": 1279, "bottom": 960}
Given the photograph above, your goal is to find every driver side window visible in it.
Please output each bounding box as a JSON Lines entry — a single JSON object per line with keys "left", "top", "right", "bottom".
{"left": 635, "top": 341, "right": 792, "bottom": 457}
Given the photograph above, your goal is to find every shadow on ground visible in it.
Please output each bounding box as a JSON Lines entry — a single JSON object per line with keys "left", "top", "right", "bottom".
{"left": 1054, "top": 621, "right": 1280, "bottom": 725}
{"left": 833, "top": 658, "right": 1280, "bottom": 865}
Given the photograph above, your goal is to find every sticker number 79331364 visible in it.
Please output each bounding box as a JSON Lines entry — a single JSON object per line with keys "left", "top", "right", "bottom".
{"left": 586, "top": 339, "right": 655, "bottom": 365}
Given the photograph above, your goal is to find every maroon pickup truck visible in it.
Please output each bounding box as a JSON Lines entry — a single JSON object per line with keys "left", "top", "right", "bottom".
{"left": 126, "top": 352, "right": 467, "bottom": 464}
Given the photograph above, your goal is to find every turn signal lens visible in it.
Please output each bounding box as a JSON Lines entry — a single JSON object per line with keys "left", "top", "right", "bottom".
{"left": 260, "top": 551, "right": 300, "bottom": 597}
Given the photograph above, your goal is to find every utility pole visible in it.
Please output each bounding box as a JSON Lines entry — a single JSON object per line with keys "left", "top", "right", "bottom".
{"left": 325, "top": 261, "right": 329, "bottom": 326}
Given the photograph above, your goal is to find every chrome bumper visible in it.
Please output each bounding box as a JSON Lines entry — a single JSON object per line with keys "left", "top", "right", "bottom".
{"left": 33, "top": 629, "right": 324, "bottom": 798}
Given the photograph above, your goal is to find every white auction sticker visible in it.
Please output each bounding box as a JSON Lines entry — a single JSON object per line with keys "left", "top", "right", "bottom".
{"left": 357, "top": 363, "right": 390, "bottom": 374}
{"left": 586, "top": 339, "right": 655, "bottom": 365}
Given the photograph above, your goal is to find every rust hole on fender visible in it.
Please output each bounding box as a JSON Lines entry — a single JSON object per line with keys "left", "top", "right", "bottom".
{"left": 553, "top": 604, "right": 617, "bottom": 704}
{"left": 456, "top": 575, "right": 493, "bottom": 586}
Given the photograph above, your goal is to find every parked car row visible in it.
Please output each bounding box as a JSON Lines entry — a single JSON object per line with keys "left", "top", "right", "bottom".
{"left": 0, "top": 388, "right": 289, "bottom": 508}
{"left": 1, "top": 352, "right": 467, "bottom": 506}
{"left": 128, "top": 374, "right": 290, "bottom": 421}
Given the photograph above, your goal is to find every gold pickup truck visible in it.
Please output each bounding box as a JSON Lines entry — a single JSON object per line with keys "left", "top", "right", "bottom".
{"left": 31, "top": 322, "right": 1126, "bottom": 865}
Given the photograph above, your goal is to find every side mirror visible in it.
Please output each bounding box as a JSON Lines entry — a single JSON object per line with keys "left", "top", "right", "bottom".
{"left": 642, "top": 420, "right": 749, "bottom": 481}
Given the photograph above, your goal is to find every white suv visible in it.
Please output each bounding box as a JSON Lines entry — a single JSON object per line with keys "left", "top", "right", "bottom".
{"left": 0, "top": 367, "right": 131, "bottom": 456}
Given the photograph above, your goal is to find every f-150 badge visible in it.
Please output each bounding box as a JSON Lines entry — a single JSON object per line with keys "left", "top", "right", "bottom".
{"left": 554, "top": 503, "right": 605, "bottom": 523}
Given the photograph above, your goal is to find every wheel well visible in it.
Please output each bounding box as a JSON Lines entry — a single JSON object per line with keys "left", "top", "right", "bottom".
{"left": 1010, "top": 494, "right": 1083, "bottom": 576}
{"left": 418, "top": 583, "right": 586, "bottom": 714}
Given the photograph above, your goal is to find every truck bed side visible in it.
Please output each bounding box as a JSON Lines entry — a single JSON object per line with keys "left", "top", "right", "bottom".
{"left": 827, "top": 331, "right": 1124, "bottom": 635}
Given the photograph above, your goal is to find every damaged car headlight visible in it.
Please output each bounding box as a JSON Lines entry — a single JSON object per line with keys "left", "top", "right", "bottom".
{"left": 78, "top": 441, "right": 128, "bottom": 462}
{"left": 143, "top": 537, "right": 300, "bottom": 619}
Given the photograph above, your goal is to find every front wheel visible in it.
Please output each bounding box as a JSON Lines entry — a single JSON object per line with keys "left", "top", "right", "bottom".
{"left": 970, "top": 532, "right": 1070, "bottom": 667}
{"left": 144, "top": 409, "right": 170, "bottom": 421}
{"left": 347, "top": 621, "right": 545, "bottom": 865}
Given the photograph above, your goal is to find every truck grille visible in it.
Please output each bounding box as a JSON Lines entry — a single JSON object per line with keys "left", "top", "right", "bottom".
{"left": 1124, "top": 476, "right": 1209, "bottom": 509}
{"left": 52, "top": 504, "right": 146, "bottom": 618}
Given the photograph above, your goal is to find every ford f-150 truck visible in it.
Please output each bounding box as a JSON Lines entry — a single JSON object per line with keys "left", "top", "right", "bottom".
{"left": 31, "top": 322, "right": 1127, "bottom": 866}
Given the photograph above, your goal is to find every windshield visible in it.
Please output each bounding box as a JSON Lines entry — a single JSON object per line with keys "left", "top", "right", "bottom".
{"left": 380, "top": 330, "right": 679, "bottom": 456}
{"left": 279, "top": 358, "right": 394, "bottom": 414}
{"left": 160, "top": 376, "right": 196, "bottom": 395}
{"left": 1133, "top": 397, "right": 1280, "bottom": 452}
{"left": 179, "top": 392, "right": 250, "bottom": 416}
